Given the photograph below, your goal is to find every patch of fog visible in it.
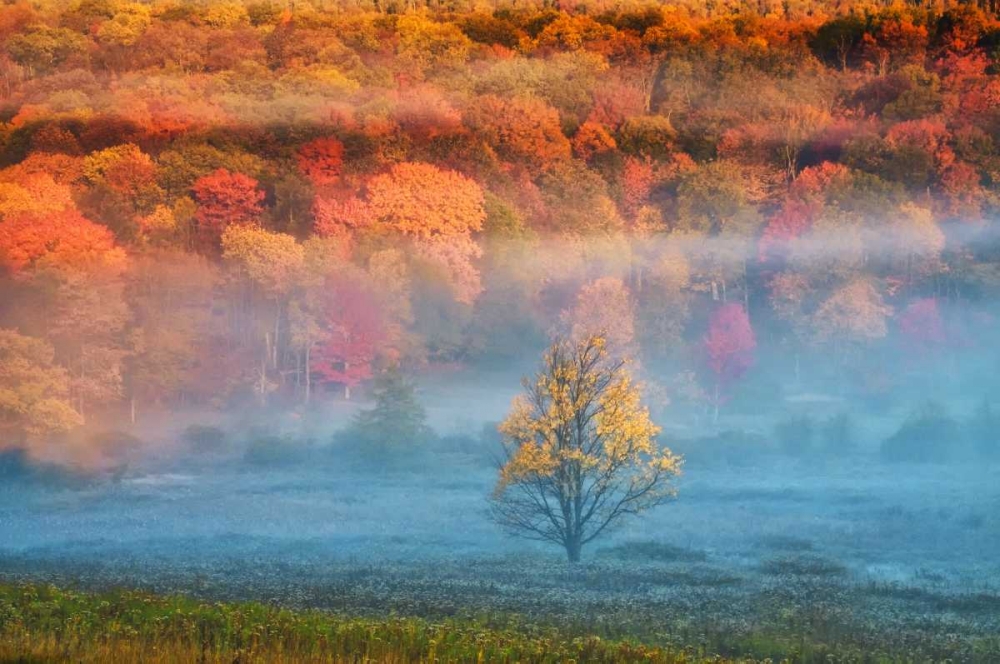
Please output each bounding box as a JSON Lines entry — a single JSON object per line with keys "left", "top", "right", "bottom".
{"left": 3, "top": 453, "right": 999, "bottom": 596}
{"left": 864, "top": 563, "right": 914, "bottom": 584}
{"left": 123, "top": 473, "right": 196, "bottom": 487}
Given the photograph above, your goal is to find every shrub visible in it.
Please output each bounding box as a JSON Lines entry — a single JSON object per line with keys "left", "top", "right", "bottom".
{"left": 0, "top": 448, "right": 84, "bottom": 486}
{"left": 435, "top": 433, "right": 483, "bottom": 456}
{"left": 774, "top": 416, "right": 814, "bottom": 456}
{"left": 761, "top": 554, "right": 847, "bottom": 577}
{"left": 758, "top": 535, "right": 814, "bottom": 552}
{"left": 966, "top": 399, "right": 999, "bottom": 460}
{"left": 672, "top": 430, "right": 773, "bottom": 467}
{"left": 89, "top": 429, "right": 142, "bottom": 452}
{"left": 819, "top": 412, "right": 855, "bottom": 454}
{"left": 243, "top": 431, "right": 311, "bottom": 467}
{"left": 0, "top": 448, "right": 34, "bottom": 482}
{"left": 597, "top": 540, "right": 708, "bottom": 563}
{"left": 880, "top": 402, "right": 960, "bottom": 463}
{"left": 83, "top": 430, "right": 142, "bottom": 480}
{"left": 181, "top": 424, "right": 228, "bottom": 453}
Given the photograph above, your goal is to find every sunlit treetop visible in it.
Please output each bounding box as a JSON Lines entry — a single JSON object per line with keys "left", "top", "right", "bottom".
{"left": 366, "top": 162, "right": 486, "bottom": 240}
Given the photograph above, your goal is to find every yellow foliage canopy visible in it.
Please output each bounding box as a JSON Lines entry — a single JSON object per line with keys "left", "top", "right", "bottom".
{"left": 492, "top": 335, "right": 680, "bottom": 560}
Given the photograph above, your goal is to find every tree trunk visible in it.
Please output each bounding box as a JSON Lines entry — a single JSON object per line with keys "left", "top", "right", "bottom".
{"left": 743, "top": 259, "right": 750, "bottom": 315}
{"left": 272, "top": 298, "right": 280, "bottom": 369}
{"left": 564, "top": 537, "right": 582, "bottom": 563}
{"left": 713, "top": 383, "right": 720, "bottom": 425}
{"left": 260, "top": 333, "right": 270, "bottom": 405}
{"left": 305, "top": 344, "right": 312, "bottom": 404}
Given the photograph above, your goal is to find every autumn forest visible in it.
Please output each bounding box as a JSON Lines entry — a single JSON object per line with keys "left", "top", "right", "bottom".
{"left": 4, "top": 0, "right": 1000, "bottom": 661}
{"left": 4, "top": 0, "right": 1000, "bottom": 473}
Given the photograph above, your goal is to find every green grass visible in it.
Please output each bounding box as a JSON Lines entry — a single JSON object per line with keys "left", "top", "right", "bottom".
{"left": 0, "top": 582, "right": 756, "bottom": 663}
{"left": 0, "top": 581, "right": 998, "bottom": 663}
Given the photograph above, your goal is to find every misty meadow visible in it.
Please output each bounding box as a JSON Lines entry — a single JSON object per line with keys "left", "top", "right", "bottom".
{"left": 2, "top": 0, "right": 1000, "bottom": 662}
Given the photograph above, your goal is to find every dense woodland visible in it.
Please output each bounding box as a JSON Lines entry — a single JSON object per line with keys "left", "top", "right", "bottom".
{"left": 2, "top": 0, "right": 1000, "bottom": 465}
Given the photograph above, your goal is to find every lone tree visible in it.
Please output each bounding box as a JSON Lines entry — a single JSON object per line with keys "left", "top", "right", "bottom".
{"left": 490, "top": 335, "right": 681, "bottom": 562}
{"left": 347, "top": 365, "right": 432, "bottom": 451}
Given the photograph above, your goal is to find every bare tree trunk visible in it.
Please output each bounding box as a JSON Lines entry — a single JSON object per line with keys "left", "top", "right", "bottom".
{"left": 713, "top": 383, "right": 720, "bottom": 425}
{"left": 272, "top": 298, "right": 280, "bottom": 369}
{"left": 564, "top": 536, "right": 582, "bottom": 563}
{"left": 743, "top": 259, "right": 750, "bottom": 316}
{"left": 260, "top": 333, "right": 270, "bottom": 405}
{"left": 305, "top": 344, "right": 312, "bottom": 404}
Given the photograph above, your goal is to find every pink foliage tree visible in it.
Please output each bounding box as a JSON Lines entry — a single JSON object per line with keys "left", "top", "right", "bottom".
{"left": 898, "top": 298, "right": 947, "bottom": 362}
{"left": 703, "top": 303, "right": 756, "bottom": 421}
{"left": 313, "top": 276, "right": 384, "bottom": 399}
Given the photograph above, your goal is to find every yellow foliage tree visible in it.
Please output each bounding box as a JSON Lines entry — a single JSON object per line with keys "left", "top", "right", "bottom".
{"left": 812, "top": 278, "right": 892, "bottom": 346}
{"left": 560, "top": 276, "right": 636, "bottom": 354}
{"left": 97, "top": 4, "right": 152, "bottom": 47}
{"left": 491, "top": 335, "right": 681, "bottom": 562}
{"left": 203, "top": 1, "right": 249, "bottom": 29}
{"left": 0, "top": 329, "right": 82, "bottom": 448}
{"left": 221, "top": 226, "right": 305, "bottom": 400}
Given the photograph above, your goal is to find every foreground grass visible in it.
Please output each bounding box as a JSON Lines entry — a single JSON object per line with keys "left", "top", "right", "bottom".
{"left": 1, "top": 581, "right": 998, "bottom": 663}
{"left": 0, "top": 583, "right": 760, "bottom": 664}
{"left": 0, "top": 581, "right": 845, "bottom": 663}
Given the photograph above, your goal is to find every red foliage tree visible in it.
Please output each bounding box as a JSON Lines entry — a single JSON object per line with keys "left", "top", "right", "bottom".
{"left": 0, "top": 209, "right": 125, "bottom": 275}
{"left": 572, "top": 120, "right": 616, "bottom": 161}
{"left": 464, "top": 95, "right": 571, "bottom": 170}
{"left": 191, "top": 169, "right": 265, "bottom": 248}
{"left": 703, "top": 303, "right": 756, "bottom": 420}
{"left": 940, "top": 161, "right": 985, "bottom": 221}
{"left": 313, "top": 276, "right": 385, "bottom": 399}
{"left": 296, "top": 136, "right": 345, "bottom": 188}
{"left": 758, "top": 199, "right": 817, "bottom": 263}
{"left": 758, "top": 162, "right": 851, "bottom": 262}
{"left": 313, "top": 195, "right": 373, "bottom": 239}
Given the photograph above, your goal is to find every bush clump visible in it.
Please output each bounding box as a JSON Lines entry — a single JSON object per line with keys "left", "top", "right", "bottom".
{"left": 597, "top": 540, "right": 708, "bottom": 563}
{"left": 881, "top": 402, "right": 960, "bottom": 463}
{"left": 774, "top": 416, "right": 814, "bottom": 456}
{"left": 0, "top": 449, "right": 85, "bottom": 487}
{"left": 761, "top": 554, "right": 847, "bottom": 577}
{"left": 243, "top": 431, "right": 312, "bottom": 467}
{"left": 672, "top": 429, "right": 772, "bottom": 467}
{"left": 966, "top": 399, "right": 999, "bottom": 460}
{"left": 819, "top": 412, "right": 855, "bottom": 454}
{"left": 181, "top": 424, "right": 228, "bottom": 453}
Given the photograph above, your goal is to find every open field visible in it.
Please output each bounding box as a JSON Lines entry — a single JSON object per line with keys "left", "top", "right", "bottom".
{"left": 3, "top": 448, "right": 1000, "bottom": 662}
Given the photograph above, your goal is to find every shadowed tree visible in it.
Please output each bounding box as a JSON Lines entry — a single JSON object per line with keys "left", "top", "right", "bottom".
{"left": 347, "top": 365, "right": 432, "bottom": 452}
{"left": 491, "top": 335, "right": 681, "bottom": 562}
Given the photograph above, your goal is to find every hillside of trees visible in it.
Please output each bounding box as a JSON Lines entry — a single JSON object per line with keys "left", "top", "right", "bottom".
{"left": 2, "top": 0, "right": 1000, "bottom": 467}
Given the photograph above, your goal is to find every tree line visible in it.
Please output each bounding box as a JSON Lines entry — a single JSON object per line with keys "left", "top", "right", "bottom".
{"left": 1, "top": 0, "right": 999, "bottom": 465}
